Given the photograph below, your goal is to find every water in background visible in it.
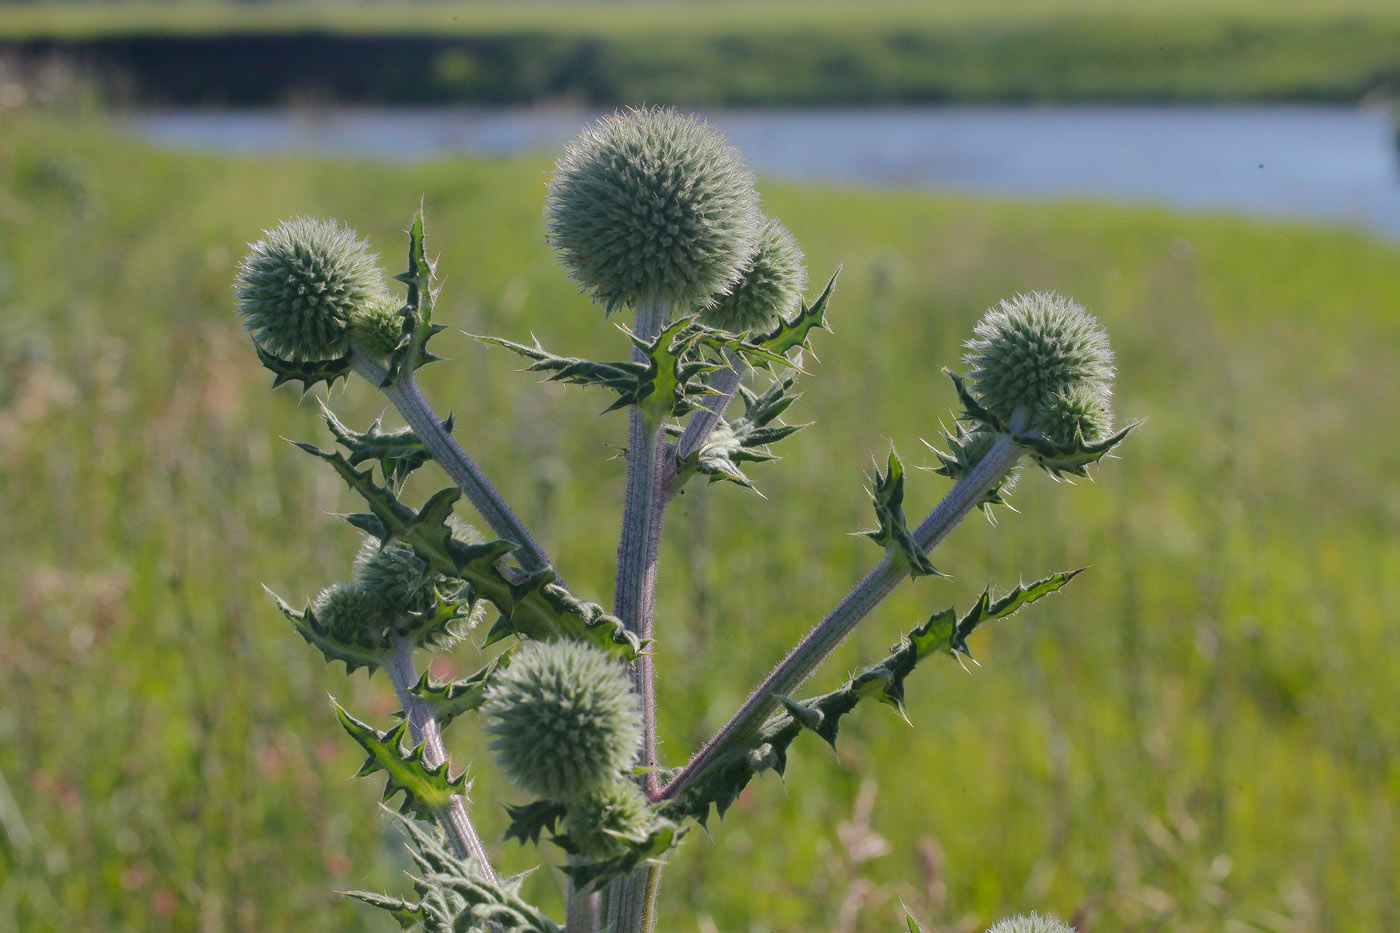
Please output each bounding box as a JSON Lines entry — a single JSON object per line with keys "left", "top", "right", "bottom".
{"left": 127, "top": 105, "right": 1400, "bottom": 239}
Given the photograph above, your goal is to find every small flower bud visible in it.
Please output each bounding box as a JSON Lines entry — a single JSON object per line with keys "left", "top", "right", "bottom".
{"left": 483, "top": 640, "right": 643, "bottom": 801}
{"left": 962, "top": 292, "right": 1114, "bottom": 427}
{"left": 986, "top": 913, "right": 1077, "bottom": 933}
{"left": 311, "top": 580, "right": 392, "bottom": 651}
{"left": 700, "top": 215, "right": 807, "bottom": 333}
{"left": 234, "top": 217, "right": 386, "bottom": 361}
{"left": 1034, "top": 385, "right": 1114, "bottom": 448}
{"left": 348, "top": 297, "right": 403, "bottom": 361}
{"left": 353, "top": 539, "right": 436, "bottom": 617}
{"left": 546, "top": 107, "right": 762, "bottom": 314}
{"left": 563, "top": 780, "right": 655, "bottom": 860}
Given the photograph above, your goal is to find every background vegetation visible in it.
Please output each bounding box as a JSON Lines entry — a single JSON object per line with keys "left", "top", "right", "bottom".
{"left": 1, "top": 104, "right": 1396, "bottom": 932}
{"left": 3, "top": 0, "right": 1400, "bottom": 105}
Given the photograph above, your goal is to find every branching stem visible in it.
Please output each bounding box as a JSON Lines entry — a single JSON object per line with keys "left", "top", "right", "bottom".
{"left": 384, "top": 638, "right": 496, "bottom": 882}
{"left": 349, "top": 348, "right": 555, "bottom": 579}
{"left": 661, "top": 418, "right": 1028, "bottom": 801}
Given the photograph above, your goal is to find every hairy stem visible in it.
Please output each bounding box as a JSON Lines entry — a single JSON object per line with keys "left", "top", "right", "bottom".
{"left": 384, "top": 639, "right": 496, "bottom": 881}
{"left": 661, "top": 423, "right": 1028, "bottom": 801}
{"left": 606, "top": 863, "right": 661, "bottom": 933}
{"left": 675, "top": 348, "right": 746, "bottom": 463}
{"left": 565, "top": 865, "right": 600, "bottom": 933}
{"left": 349, "top": 347, "right": 555, "bottom": 578}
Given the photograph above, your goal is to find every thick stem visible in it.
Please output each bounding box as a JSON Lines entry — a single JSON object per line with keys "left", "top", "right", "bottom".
{"left": 349, "top": 348, "right": 554, "bottom": 578}
{"left": 606, "top": 863, "right": 660, "bottom": 933}
{"left": 611, "top": 295, "right": 671, "bottom": 793}
{"left": 384, "top": 639, "right": 497, "bottom": 882}
{"left": 565, "top": 869, "right": 601, "bottom": 933}
{"left": 661, "top": 424, "right": 1027, "bottom": 801}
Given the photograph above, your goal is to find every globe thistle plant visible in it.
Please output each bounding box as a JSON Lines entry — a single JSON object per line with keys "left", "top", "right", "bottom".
{"left": 962, "top": 291, "right": 1114, "bottom": 428}
{"left": 700, "top": 215, "right": 807, "bottom": 333}
{"left": 545, "top": 107, "right": 762, "bottom": 314}
{"left": 234, "top": 216, "right": 387, "bottom": 361}
{"left": 483, "top": 640, "right": 643, "bottom": 802}
{"left": 239, "top": 109, "right": 1134, "bottom": 933}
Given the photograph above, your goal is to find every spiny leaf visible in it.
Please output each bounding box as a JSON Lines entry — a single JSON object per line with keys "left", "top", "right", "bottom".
{"left": 671, "top": 373, "right": 808, "bottom": 491}
{"left": 297, "top": 441, "right": 643, "bottom": 662}
{"left": 319, "top": 400, "right": 451, "bottom": 489}
{"left": 270, "top": 588, "right": 386, "bottom": 675}
{"left": 468, "top": 333, "right": 641, "bottom": 399}
{"left": 383, "top": 208, "right": 449, "bottom": 387}
{"left": 753, "top": 270, "right": 837, "bottom": 360}
{"left": 253, "top": 342, "right": 350, "bottom": 396}
{"left": 503, "top": 800, "right": 567, "bottom": 847}
{"left": 946, "top": 368, "right": 1005, "bottom": 433}
{"left": 557, "top": 824, "right": 684, "bottom": 893}
{"left": 861, "top": 447, "right": 945, "bottom": 579}
{"left": 1016, "top": 421, "right": 1140, "bottom": 479}
{"left": 334, "top": 703, "right": 469, "bottom": 823}
{"left": 408, "top": 651, "right": 512, "bottom": 729}
{"left": 664, "top": 570, "right": 1082, "bottom": 826}
{"left": 348, "top": 810, "right": 561, "bottom": 933}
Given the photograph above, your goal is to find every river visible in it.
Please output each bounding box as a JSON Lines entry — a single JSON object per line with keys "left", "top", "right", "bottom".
{"left": 126, "top": 105, "right": 1400, "bottom": 239}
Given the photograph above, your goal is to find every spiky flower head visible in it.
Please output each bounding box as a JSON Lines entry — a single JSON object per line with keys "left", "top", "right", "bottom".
{"left": 962, "top": 292, "right": 1114, "bottom": 427}
{"left": 483, "top": 640, "right": 643, "bottom": 801}
{"left": 353, "top": 539, "right": 438, "bottom": 617}
{"left": 562, "top": 780, "right": 656, "bottom": 860}
{"left": 1035, "top": 385, "right": 1114, "bottom": 448}
{"left": 986, "top": 913, "right": 1077, "bottom": 933}
{"left": 700, "top": 215, "right": 807, "bottom": 333}
{"left": 348, "top": 296, "right": 404, "bottom": 361}
{"left": 546, "top": 107, "right": 762, "bottom": 314}
{"left": 235, "top": 216, "right": 386, "bottom": 361}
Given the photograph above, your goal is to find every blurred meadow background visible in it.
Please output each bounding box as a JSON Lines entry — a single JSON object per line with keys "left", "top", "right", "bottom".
{"left": 2, "top": 2, "right": 1399, "bottom": 931}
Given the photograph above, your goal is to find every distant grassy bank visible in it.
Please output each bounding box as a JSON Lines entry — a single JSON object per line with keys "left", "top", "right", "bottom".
{"left": 2, "top": 108, "right": 1398, "bottom": 931}
{"left": 3, "top": 1, "right": 1400, "bottom": 105}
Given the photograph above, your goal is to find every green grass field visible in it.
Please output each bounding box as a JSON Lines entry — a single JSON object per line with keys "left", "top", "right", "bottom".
{"left": 1, "top": 108, "right": 1398, "bottom": 932}
{"left": 4, "top": 1, "right": 1400, "bottom": 104}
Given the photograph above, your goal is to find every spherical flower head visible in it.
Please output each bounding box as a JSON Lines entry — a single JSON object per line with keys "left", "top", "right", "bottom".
{"left": 1034, "top": 385, "right": 1114, "bottom": 448}
{"left": 986, "top": 912, "right": 1076, "bottom": 933}
{"left": 348, "top": 296, "right": 404, "bottom": 361}
{"left": 353, "top": 539, "right": 437, "bottom": 617}
{"left": 546, "top": 107, "right": 762, "bottom": 314}
{"left": 483, "top": 640, "right": 643, "bottom": 801}
{"left": 563, "top": 780, "right": 655, "bottom": 860}
{"left": 700, "top": 215, "right": 807, "bottom": 333}
{"left": 234, "top": 217, "right": 386, "bottom": 361}
{"left": 962, "top": 292, "right": 1114, "bottom": 426}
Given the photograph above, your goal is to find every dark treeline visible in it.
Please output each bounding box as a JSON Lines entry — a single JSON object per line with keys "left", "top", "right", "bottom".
{"left": 5, "top": 23, "right": 1399, "bottom": 107}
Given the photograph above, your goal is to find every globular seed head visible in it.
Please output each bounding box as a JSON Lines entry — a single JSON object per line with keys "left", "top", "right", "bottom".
{"left": 348, "top": 297, "right": 404, "bottom": 361}
{"left": 546, "top": 106, "right": 762, "bottom": 314}
{"left": 482, "top": 640, "right": 643, "bottom": 802}
{"left": 1034, "top": 385, "right": 1114, "bottom": 448}
{"left": 563, "top": 780, "right": 655, "bottom": 860}
{"left": 986, "top": 913, "right": 1077, "bottom": 933}
{"left": 700, "top": 215, "right": 807, "bottom": 333}
{"left": 234, "top": 217, "right": 386, "bottom": 362}
{"left": 962, "top": 292, "right": 1114, "bottom": 426}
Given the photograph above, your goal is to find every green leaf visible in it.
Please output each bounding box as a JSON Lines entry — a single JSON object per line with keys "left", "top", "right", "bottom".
{"left": 1016, "top": 421, "right": 1140, "bottom": 479}
{"left": 753, "top": 270, "right": 837, "bottom": 359}
{"left": 408, "top": 651, "right": 511, "bottom": 729}
{"left": 383, "top": 208, "right": 449, "bottom": 387}
{"left": 946, "top": 368, "right": 1005, "bottom": 432}
{"left": 558, "top": 824, "right": 684, "bottom": 893}
{"left": 468, "top": 333, "right": 642, "bottom": 401}
{"left": 253, "top": 342, "right": 350, "bottom": 396}
{"left": 319, "top": 399, "right": 450, "bottom": 489}
{"left": 664, "top": 570, "right": 1082, "bottom": 826}
{"left": 904, "top": 908, "right": 925, "bottom": 932}
{"left": 671, "top": 373, "right": 808, "bottom": 491}
{"left": 861, "top": 448, "right": 945, "bottom": 579}
{"left": 269, "top": 588, "right": 387, "bottom": 675}
{"left": 503, "top": 800, "right": 567, "bottom": 847}
{"left": 346, "top": 811, "right": 562, "bottom": 933}
{"left": 298, "top": 441, "right": 644, "bottom": 662}
{"left": 334, "top": 703, "right": 469, "bottom": 823}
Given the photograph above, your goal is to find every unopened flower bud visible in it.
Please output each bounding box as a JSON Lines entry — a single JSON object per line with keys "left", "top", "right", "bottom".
{"left": 483, "top": 640, "right": 643, "bottom": 801}
{"left": 563, "top": 780, "right": 655, "bottom": 860}
{"left": 1034, "top": 385, "right": 1114, "bottom": 448}
{"left": 701, "top": 215, "right": 807, "bottom": 333}
{"left": 348, "top": 297, "right": 403, "bottom": 361}
{"left": 962, "top": 292, "right": 1114, "bottom": 427}
{"left": 234, "top": 217, "right": 386, "bottom": 361}
{"left": 546, "top": 107, "right": 762, "bottom": 314}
